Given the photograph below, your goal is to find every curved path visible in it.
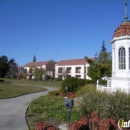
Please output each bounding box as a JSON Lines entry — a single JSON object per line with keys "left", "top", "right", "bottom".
{"left": 0, "top": 86, "right": 58, "bottom": 130}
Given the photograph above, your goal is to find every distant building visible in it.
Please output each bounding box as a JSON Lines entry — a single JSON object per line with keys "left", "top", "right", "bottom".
{"left": 18, "top": 66, "right": 26, "bottom": 73}
{"left": 24, "top": 61, "right": 53, "bottom": 80}
{"left": 55, "top": 58, "right": 92, "bottom": 80}
{"left": 24, "top": 61, "right": 47, "bottom": 73}
{"left": 24, "top": 58, "right": 93, "bottom": 80}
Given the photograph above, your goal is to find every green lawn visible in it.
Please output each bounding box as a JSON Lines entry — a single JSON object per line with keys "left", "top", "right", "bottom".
{"left": 4, "top": 78, "right": 63, "bottom": 88}
{"left": 0, "top": 79, "right": 62, "bottom": 99}
{"left": 0, "top": 83, "right": 46, "bottom": 99}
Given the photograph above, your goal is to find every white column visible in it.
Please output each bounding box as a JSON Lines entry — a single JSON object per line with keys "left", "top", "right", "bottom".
{"left": 126, "top": 45, "right": 128, "bottom": 72}
{"left": 71, "top": 66, "right": 75, "bottom": 77}
{"left": 81, "top": 65, "right": 84, "bottom": 79}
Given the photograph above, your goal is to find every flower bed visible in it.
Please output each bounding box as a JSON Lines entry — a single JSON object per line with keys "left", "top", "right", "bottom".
{"left": 34, "top": 111, "right": 121, "bottom": 130}
{"left": 26, "top": 95, "right": 81, "bottom": 130}
{"left": 69, "top": 111, "right": 118, "bottom": 130}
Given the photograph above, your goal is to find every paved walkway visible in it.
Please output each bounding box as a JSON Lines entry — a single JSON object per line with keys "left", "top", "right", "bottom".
{"left": 0, "top": 86, "right": 58, "bottom": 130}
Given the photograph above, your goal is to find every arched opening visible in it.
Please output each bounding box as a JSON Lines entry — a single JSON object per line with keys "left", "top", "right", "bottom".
{"left": 118, "top": 47, "right": 126, "bottom": 69}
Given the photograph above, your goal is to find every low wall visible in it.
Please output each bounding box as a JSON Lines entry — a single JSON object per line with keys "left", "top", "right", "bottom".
{"left": 97, "top": 85, "right": 111, "bottom": 92}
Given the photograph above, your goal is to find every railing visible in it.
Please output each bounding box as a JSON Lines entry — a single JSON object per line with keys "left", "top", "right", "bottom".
{"left": 96, "top": 79, "right": 111, "bottom": 93}
{"left": 97, "top": 85, "right": 111, "bottom": 92}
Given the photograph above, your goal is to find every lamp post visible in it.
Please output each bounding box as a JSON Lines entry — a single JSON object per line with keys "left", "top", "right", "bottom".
{"left": 65, "top": 99, "right": 74, "bottom": 126}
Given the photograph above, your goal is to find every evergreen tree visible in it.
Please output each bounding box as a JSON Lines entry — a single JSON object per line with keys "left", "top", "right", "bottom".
{"left": 0, "top": 55, "right": 18, "bottom": 78}
{"left": 0, "top": 55, "right": 9, "bottom": 77}
{"left": 85, "top": 40, "right": 112, "bottom": 80}
{"left": 99, "top": 40, "right": 108, "bottom": 63}
{"left": 100, "top": 40, "right": 106, "bottom": 52}
{"left": 7, "top": 58, "right": 18, "bottom": 78}
{"left": 33, "top": 55, "right": 36, "bottom": 62}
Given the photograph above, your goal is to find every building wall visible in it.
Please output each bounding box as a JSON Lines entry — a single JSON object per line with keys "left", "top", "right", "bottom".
{"left": 55, "top": 63, "right": 91, "bottom": 80}
{"left": 112, "top": 36, "right": 130, "bottom": 78}
{"left": 24, "top": 65, "right": 46, "bottom": 73}
{"left": 24, "top": 61, "right": 91, "bottom": 80}
{"left": 24, "top": 67, "right": 30, "bottom": 73}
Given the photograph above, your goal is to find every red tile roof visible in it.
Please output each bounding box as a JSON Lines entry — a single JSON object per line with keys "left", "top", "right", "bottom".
{"left": 113, "top": 21, "right": 130, "bottom": 37}
{"left": 56, "top": 58, "right": 91, "bottom": 66}
{"left": 24, "top": 61, "right": 48, "bottom": 67}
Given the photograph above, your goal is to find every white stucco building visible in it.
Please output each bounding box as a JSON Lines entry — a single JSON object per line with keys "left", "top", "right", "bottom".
{"left": 97, "top": 3, "right": 130, "bottom": 93}
{"left": 55, "top": 58, "right": 92, "bottom": 80}
{"left": 24, "top": 61, "right": 47, "bottom": 73}
{"left": 24, "top": 61, "right": 48, "bottom": 79}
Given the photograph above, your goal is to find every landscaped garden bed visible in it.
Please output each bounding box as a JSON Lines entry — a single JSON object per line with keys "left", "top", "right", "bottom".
{"left": 26, "top": 77, "right": 130, "bottom": 130}
{"left": 26, "top": 95, "right": 81, "bottom": 130}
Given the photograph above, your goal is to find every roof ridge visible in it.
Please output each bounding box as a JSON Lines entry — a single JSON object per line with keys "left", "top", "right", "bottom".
{"left": 59, "top": 58, "right": 85, "bottom": 61}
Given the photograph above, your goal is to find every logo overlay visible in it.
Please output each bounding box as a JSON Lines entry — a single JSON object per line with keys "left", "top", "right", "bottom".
{"left": 118, "top": 118, "right": 130, "bottom": 130}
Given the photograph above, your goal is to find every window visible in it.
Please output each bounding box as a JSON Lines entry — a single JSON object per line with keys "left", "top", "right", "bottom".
{"left": 118, "top": 47, "right": 126, "bottom": 69}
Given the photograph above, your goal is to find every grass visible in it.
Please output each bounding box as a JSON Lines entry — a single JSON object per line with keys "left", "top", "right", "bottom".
{"left": 26, "top": 95, "right": 81, "bottom": 129}
{"left": 3, "top": 78, "right": 62, "bottom": 88}
{"left": 0, "top": 78, "right": 62, "bottom": 99}
{"left": 0, "top": 83, "right": 46, "bottom": 99}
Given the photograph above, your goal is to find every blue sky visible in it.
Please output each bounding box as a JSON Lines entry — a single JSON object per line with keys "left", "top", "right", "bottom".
{"left": 0, "top": 0, "right": 128, "bottom": 66}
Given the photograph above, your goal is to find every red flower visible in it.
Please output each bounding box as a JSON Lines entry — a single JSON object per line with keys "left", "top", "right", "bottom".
{"left": 35, "top": 121, "right": 46, "bottom": 130}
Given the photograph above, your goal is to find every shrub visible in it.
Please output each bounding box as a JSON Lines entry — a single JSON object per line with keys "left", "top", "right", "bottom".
{"left": 59, "top": 92, "right": 66, "bottom": 97}
{"left": 48, "top": 90, "right": 60, "bottom": 96}
{"left": 69, "top": 111, "right": 117, "bottom": 130}
{"left": 86, "top": 79, "right": 96, "bottom": 84}
{"left": 35, "top": 121, "right": 46, "bottom": 130}
{"left": 109, "top": 91, "right": 130, "bottom": 121}
{"left": 79, "top": 89, "right": 111, "bottom": 119}
{"left": 79, "top": 89, "right": 130, "bottom": 122}
{"left": 0, "top": 79, "right": 4, "bottom": 82}
{"left": 67, "top": 92, "right": 76, "bottom": 99}
{"left": 53, "top": 78, "right": 62, "bottom": 81}
{"left": 35, "top": 121, "right": 56, "bottom": 130}
{"left": 99, "top": 80, "right": 107, "bottom": 85}
{"left": 76, "top": 84, "right": 96, "bottom": 96}
{"left": 61, "top": 77, "right": 78, "bottom": 92}
{"left": 61, "top": 77, "right": 88, "bottom": 92}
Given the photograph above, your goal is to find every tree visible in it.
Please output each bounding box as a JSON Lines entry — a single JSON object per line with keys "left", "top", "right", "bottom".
{"left": 0, "top": 55, "right": 9, "bottom": 77}
{"left": 16, "top": 68, "right": 27, "bottom": 80}
{"left": 62, "top": 66, "right": 67, "bottom": 80}
{"left": 100, "top": 40, "right": 106, "bottom": 52}
{"left": 85, "top": 56, "right": 100, "bottom": 80}
{"left": 29, "top": 67, "right": 33, "bottom": 73}
{"left": 0, "top": 55, "right": 18, "bottom": 78}
{"left": 7, "top": 58, "right": 18, "bottom": 78}
{"left": 85, "top": 40, "right": 112, "bottom": 80}
{"left": 33, "top": 55, "right": 36, "bottom": 62}
{"left": 99, "top": 40, "right": 110, "bottom": 63}
{"left": 34, "top": 68, "right": 45, "bottom": 81}
{"left": 46, "top": 60, "right": 56, "bottom": 77}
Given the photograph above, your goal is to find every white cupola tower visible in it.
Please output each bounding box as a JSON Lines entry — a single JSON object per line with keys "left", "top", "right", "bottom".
{"left": 107, "top": 2, "right": 130, "bottom": 93}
